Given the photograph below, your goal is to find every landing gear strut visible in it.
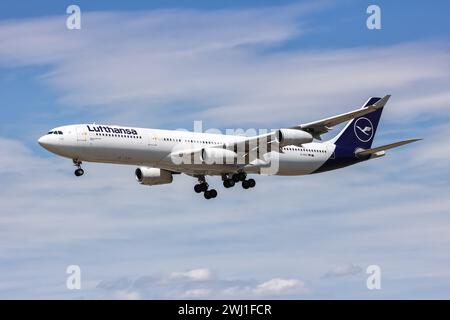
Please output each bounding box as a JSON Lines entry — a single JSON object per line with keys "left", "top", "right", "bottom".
{"left": 231, "top": 172, "right": 246, "bottom": 183}
{"left": 73, "top": 159, "right": 84, "bottom": 177}
{"left": 194, "top": 176, "right": 217, "bottom": 199}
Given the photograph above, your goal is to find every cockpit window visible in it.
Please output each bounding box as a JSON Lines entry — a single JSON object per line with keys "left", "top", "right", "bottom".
{"left": 47, "top": 131, "right": 63, "bottom": 135}
{"left": 48, "top": 131, "right": 53, "bottom": 135}
{"left": 58, "top": 131, "right": 63, "bottom": 135}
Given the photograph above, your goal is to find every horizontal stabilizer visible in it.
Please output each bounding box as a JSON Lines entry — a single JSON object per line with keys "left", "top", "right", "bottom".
{"left": 356, "top": 139, "right": 422, "bottom": 157}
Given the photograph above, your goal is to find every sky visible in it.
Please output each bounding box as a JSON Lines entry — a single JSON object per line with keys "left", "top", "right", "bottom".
{"left": 0, "top": 0, "right": 450, "bottom": 299}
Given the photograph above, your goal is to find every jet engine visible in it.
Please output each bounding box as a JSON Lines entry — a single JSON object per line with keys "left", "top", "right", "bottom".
{"left": 201, "top": 148, "right": 237, "bottom": 165}
{"left": 135, "top": 167, "right": 173, "bottom": 186}
{"left": 275, "top": 129, "right": 313, "bottom": 147}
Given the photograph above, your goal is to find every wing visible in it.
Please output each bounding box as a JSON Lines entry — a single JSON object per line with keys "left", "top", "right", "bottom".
{"left": 290, "top": 95, "right": 391, "bottom": 139}
{"left": 218, "top": 95, "right": 391, "bottom": 154}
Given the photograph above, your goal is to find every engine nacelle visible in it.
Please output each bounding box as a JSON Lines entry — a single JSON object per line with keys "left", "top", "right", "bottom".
{"left": 135, "top": 167, "right": 173, "bottom": 186}
{"left": 275, "top": 129, "right": 313, "bottom": 147}
{"left": 201, "top": 148, "right": 237, "bottom": 165}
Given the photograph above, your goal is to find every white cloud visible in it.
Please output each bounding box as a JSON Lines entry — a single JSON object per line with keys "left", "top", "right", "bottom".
{"left": 254, "top": 278, "right": 305, "bottom": 295}
{"left": 405, "top": 122, "right": 450, "bottom": 170}
{"left": 169, "top": 268, "right": 212, "bottom": 281}
{"left": 0, "top": 8, "right": 449, "bottom": 129}
{"left": 0, "top": 137, "right": 43, "bottom": 173}
{"left": 92, "top": 268, "right": 308, "bottom": 299}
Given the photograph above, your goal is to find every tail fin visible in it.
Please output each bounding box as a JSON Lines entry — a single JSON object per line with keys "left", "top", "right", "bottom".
{"left": 330, "top": 96, "right": 389, "bottom": 150}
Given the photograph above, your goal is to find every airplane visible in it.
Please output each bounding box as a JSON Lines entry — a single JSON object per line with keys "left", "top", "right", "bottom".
{"left": 37, "top": 95, "right": 420, "bottom": 199}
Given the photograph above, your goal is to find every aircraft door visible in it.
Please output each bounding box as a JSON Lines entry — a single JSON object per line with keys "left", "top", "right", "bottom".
{"left": 148, "top": 132, "right": 159, "bottom": 147}
{"left": 76, "top": 126, "right": 88, "bottom": 143}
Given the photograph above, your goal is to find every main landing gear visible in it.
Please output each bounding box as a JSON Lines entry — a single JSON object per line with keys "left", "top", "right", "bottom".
{"left": 194, "top": 172, "right": 256, "bottom": 200}
{"left": 222, "top": 174, "right": 235, "bottom": 188}
{"left": 194, "top": 176, "right": 217, "bottom": 200}
{"left": 226, "top": 172, "right": 256, "bottom": 190}
{"left": 73, "top": 159, "right": 84, "bottom": 177}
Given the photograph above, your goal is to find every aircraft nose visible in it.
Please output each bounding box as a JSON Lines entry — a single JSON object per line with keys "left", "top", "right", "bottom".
{"left": 38, "top": 135, "right": 50, "bottom": 148}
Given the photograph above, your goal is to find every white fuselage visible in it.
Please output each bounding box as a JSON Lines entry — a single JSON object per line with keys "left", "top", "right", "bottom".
{"left": 38, "top": 124, "right": 335, "bottom": 176}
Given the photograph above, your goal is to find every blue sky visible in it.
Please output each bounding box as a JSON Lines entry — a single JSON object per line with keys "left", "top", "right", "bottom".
{"left": 1, "top": 0, "right": 450, "bottom": 299}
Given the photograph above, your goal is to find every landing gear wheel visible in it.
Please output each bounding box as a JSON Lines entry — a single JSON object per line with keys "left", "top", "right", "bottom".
{"left": 194, "top": 184, "right": 203, "bottom": 193}
{"left": 223, "top": 179, "right": 235, "bottom": 188}
{"left": 73, "top": 159, "right": 84, "bottom": 177}
{"left": 238, "top": 172, "right": 246, "bottom": 181}
{"left": 195, "top": 176, "right": 217, "bottom": 199}
{"left": 242, "top": 180, "right": 250, "bottom": 189}
{"left": 200, "top": 182, "right": 208, "bottom": 192}
{"left": 248, "top": 178, "right": 256, "bottom": 188}
{"left": 232, "top": 174, "right": 240, "bottom": 183}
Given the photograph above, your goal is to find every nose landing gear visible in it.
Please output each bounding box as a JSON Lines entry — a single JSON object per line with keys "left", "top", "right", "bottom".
{"left": 73, "top": 159, "right": 84, "bottom": 177}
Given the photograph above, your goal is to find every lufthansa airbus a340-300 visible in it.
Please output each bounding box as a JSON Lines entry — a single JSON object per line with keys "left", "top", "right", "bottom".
{"left": 38, "top": 95, "right": 420, "bottom": 199}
